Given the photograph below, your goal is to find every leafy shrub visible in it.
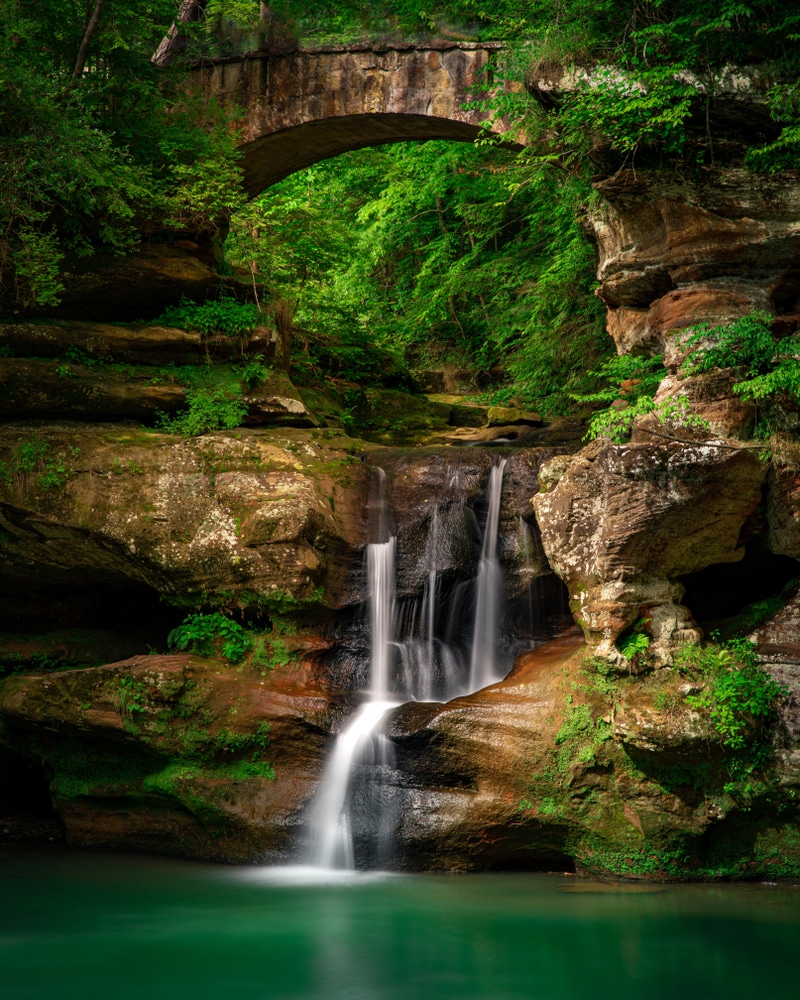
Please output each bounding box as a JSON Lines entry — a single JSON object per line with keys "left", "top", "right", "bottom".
{"left": 682, "top": 311, "right": 800, "bottom": 407}
{"left": 156, "top": 388, "right": 248, "bottom": 437}
{"left": 154, "top": 361, "right": 253, "bottom": 436}
{"left": 574, "top": 352, "right": 709, "bottom": 442}
{"left": 215, "top": 721, "right": 271, "bottom": 754}
{"left": 573, "top": 354, "right": 667, "bottom": 442}
{"left": 251, "top": 636, "right": 294, "bottom": 671}
{"left": 157, "top": 297, "right": 261, "bottom": 339}
{"left": 239, "top": 355, "right": 271, "bottom": 389}
{"left": 0, "top": 434, "right": 80, "bottom": 493}
{"left": 168, "top": 613, "right": 253, "bottom": 663}
{"left": 676, "top": 637, "right": 788, "bottom": 750}
{"left": 587, "top": 395, "right": 708, "bottom": 444}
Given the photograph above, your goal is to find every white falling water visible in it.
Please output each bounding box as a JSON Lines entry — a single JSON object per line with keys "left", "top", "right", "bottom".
{"left": 308, "top": 458, "right": 508, "bottom": 870}
{"left": 367, "top": 539, "right": 395, "bottom": 700}
{"left": 469, "top": 457, "right": 507, "bottom": 690}
{"left": 309, "top": 699, "right": 398, "bottom": 869}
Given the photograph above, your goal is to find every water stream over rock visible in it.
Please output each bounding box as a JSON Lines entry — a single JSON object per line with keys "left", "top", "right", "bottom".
{"left": 308, "top": 457, "right": 511, "bottom": 870}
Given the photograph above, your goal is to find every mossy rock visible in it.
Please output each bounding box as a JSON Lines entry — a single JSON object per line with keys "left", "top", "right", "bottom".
{"left": 486, "top": 405, "right": 543, "bottom": 427}
{"left": 351, "top": 388, "right": 451, "bottom": 443}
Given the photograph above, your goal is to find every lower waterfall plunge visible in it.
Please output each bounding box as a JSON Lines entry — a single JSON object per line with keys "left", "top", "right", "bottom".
{"left": 308, "top": 457, "right": 509, "bottom": 870}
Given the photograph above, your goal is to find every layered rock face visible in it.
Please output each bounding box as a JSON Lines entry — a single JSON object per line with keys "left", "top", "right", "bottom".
{"left": 591, "top": 166, "right": 800, "bottom": 357}
{"left": 0, "top": 422, "right": 369, "bottom": 633}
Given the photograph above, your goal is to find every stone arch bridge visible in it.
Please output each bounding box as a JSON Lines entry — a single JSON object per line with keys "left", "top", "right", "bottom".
{"left": 185, "top": 41, "right": 515, "bottom": 197}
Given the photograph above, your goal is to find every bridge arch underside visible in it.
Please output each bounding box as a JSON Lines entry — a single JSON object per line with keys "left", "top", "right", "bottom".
{"left": 242, "top": 113, "right": 518, "bottom": 197}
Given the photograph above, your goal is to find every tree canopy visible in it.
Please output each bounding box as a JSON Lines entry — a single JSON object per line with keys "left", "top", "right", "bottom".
{"left": 2, "top": 1, "right": 798, "bottom": 411}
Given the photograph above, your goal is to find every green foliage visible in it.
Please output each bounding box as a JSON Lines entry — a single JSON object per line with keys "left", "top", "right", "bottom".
{"left": 487, "top": 3, "right": 800, "bottom": 173}
{"left": 618, "top": 626, "right": 651, "bottom": 663}
{"left": 13, "top": 228, "right": 64, "bottom": 308}
{"left": 555, "top": 700, "right": 612, "bottom": 769}
{"left": 677, "top": 637, "right": 788, "bottom": 750}
{"left": 251, "top": 636, "right": 293, "bottom": 671}
{"left": 115, "top": 675, "right": 148, "bottom": 717}
{"left": 584, "top": 390, "right": 708, "bottom": 445}
{"left": 157, "top": 297, "right": 261, "bottom": 340}
{"left": 0, "top": 1, "right": 246, "bottom": 313}
{"left": 228, "top": 141, "right": 609, "bottom": 413}
{"left": 168, "top": 613, "right": 253, "bottom": 663}
{"left": 683, "top": 311, "right": 781, "bottom": 381}
{"left": 156, "top": 389, "right": 248, "bottom": 437}
{"left": 0, "top": 434, "right": 80, "bottom": 493}
{"left": 154, "top": 363, "right": 250, "bottom": 437}
{"left": 239, "top": 356, "right": 271, "bottom": 389}
{"left": 682, "top": 311, "right": 800, "bottom": 439}
{"left": 214, "top": 721, "right": 271, "bottom": 754}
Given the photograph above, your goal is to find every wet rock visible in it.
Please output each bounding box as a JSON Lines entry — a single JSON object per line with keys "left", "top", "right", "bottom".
{"left": 382, "top": 636, "right": 789, "bottom": 875}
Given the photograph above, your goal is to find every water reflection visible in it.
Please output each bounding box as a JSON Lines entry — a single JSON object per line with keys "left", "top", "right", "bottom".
{"left": 2, "top": 848, "right": 799, "bottom": 1000}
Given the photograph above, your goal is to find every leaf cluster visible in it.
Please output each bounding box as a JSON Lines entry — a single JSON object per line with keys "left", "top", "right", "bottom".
{"left": 682, "top": 311, "right": 800, "bottom": 434}
{"left": 168, "top": 612, "right": 253, "bottom": 663}
{"left": 157, "top": 297, "right": 262, "bottom": 340}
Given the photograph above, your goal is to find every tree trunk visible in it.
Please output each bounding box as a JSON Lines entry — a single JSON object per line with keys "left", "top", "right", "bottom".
{"left": 70, "top": 0, "right": 105, "bottom": 84}
{"left": 151, "top": 0, "right": 206, "bottom": 67}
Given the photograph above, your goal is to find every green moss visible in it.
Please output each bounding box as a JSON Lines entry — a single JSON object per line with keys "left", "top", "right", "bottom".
{"left": 576, "top": 820, "right": 800, "bottom": 881}
{"left": 45, "top": 743, "right": 161, "bottom": 801}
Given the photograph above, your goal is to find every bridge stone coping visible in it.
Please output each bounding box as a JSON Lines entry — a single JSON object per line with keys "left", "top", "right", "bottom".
{"left": 184, "top": 42, "right": 521, "bottom": 196}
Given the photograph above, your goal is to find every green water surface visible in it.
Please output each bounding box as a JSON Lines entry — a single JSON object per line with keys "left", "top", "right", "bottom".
{"left": 1, "top": 847, "right": 799, "bottom": 1000}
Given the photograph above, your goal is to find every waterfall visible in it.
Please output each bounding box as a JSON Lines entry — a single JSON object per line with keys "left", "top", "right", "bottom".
{"left": 307, "top": 457, "right": 509, "bottom": 870}
{"left": 469, "top": 458, "right": 507, "bottom": 690}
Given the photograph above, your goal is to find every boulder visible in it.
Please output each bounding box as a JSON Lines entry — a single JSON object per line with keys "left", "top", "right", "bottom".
{"left": 486, "top": 406, "right": 543, "bottom": 427}
{"left": 532, "top": 437, "right": 766, "bottom": 661}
